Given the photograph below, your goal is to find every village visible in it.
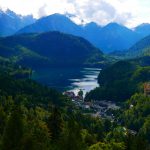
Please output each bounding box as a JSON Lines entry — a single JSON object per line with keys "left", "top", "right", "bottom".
{"left": 64, "top": 90, "right": 120, "bottom": 120}
{"left": 64, "top": 82, "right": 150, "bottom": 121}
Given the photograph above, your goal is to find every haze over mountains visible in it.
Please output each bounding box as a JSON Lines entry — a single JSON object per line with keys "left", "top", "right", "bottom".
{"left": 0, "top": 9, "right": 150, "bottom": 53}
{"left": 0, "top": 9, "right": 35, "bottom": 36}
{"left": 16, "top": 13, "right": 150, "bottom": 53}
{"left": 124, "top": 35, "right": 150, "bottom": 58}
{"left": 17, "top": 14, "right": 84, "bottom": 37}
{"left": 134, "top": 23, "right": 150, "bottom": 37}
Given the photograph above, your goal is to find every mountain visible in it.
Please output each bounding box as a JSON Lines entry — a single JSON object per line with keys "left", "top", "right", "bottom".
{"left": 17, "top": 14, "right": 143, "bottom": 53}
{"left": 0, "top": 31, "right": 106, "bottom": 68}
{"left": 124, "top": 35, "right": 150, "bottom": 58}
{"left": 0, "top": 9, "right": 35, "bottom": 36}
{"left": 82, "top": 22, "right": 102, "bottom": 49}
{"left": 97, "top": 23, "right": 141, "bottom": 53}
{"left": 134, "top": 23, "right": 150, "bottom": 37}
{"left": 17, "top": 13, "right": 84, "bottom": 36}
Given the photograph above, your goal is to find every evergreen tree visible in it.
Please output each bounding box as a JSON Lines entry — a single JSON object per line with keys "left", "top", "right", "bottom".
{"left": 62, "top": 118, "right": 86, "bottom": 150}
{"left": 47, "top": 106, "right": 63, "bottom": 141}
{"left": 1, "top": 105, "right": 24, "bottom": 150}
{"left": 0, "top": 105, "right": 6, "bottom": 135}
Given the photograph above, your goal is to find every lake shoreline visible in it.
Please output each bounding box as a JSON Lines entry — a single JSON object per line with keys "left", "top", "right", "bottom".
{"left": 32, "top": 67, "right": 101, "bottom": 95}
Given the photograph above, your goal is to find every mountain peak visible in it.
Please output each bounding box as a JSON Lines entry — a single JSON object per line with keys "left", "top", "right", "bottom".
{"left": 104, "top": 22, "right": 123, "bottom": 28}
{"left": 17, "top": 13, "right": 83, "bottom": 36}
{"left": 0, "top": 9, "right": 35, "bottom": 36}
{"left": 102, "top": 22, "right": 131, "bottom": 33}
{"left": 83, "top": 22, "right": 102, "bottom": 31}
{"left": 41, "top": 13, "right": 69, "bottom": 20}
{"left": 137, "top": 23, "right": 150, "bottom": 27}
{"left": 5, "top": 9, "right": 16, "bottom": 14}
{"left": 5, "top": 9, "right": 20, "bottom": 19}
{"left": 85, "top": 22, "right": 100, "bottom": 28}
{"left": 134, "top": 23, "right": 150, "bottom": 37}
{"left": 36, "top": 13, "right": 74, "bottom": 25}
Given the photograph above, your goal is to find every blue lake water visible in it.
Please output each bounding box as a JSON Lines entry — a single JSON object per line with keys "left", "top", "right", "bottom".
{"left": 32, "top": 67, "right": 101, "bottom": 96}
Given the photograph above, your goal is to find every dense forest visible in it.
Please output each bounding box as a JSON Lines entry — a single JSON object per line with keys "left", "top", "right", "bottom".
{"left": 0, "top": 26, "right": 150, "bottom": 150}
{"left": 0, "top": 56, "right": 150, "bottom": 150}
{"left": 0, "top": 32, "right": 107, "bottom": 68}
{"left": 0, "top": 27, "right": 149, "bottom": 150}
{"left": 86, "top": 56, "right": 150, "bottom": 102}
{"left": 0, "top": 8, "right": 150, "bottom": 150}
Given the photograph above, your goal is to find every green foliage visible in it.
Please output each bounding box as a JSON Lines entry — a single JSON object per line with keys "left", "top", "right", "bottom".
{"left": 0, "top": 58, "right": 150, "bottom": 150}
{"left": 61, "top": 118, "right": 86, "bottom": 150}
{"left": 88, "top": 142, "right": 125, "bottom": 150}
{"left": 120, "top": 94, "right": 150, "bottom": 131}
{"left": 139, "top": 116, "right": 150, "bottom": 143}
{"left": 0, "top": 32, "right": 106, "bottom": 68}
{"left": 0, "top": 72, "right": 68, "bottom": 107}
{"left": 106, "top": 126, "right": 127, "bottom": 143}
{"left": 0, "top": 106, "right": 6, "bottom": 135}
{"left": 117, "top": 93, "right": 150, "bottom": 149}
{"left": 47, "top": 106, "right": 63, "bottom": 141}
{"left": 1, "top": 106, "right": 24, "bottom": 150}
{"left": 86, "top": 60, "right": 150, "bottom": 102}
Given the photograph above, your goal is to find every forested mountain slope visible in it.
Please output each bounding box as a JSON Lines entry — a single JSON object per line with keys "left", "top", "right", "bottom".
{"left": 0, "top": 31, "right": 106, "bottom": 68}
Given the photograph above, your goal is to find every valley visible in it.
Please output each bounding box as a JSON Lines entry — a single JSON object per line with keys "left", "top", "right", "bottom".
{"left": 0, "top": 6, "right": 150, "bottom": 150}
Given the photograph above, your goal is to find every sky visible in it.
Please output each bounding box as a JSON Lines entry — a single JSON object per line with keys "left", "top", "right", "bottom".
{"left": 0, "top": 0, "right": 150, "bottom": 28}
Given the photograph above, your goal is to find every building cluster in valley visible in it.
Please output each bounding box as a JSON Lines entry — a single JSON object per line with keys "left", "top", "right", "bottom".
{"left": 64, "top": 91, "right": 120, "bottom": 120}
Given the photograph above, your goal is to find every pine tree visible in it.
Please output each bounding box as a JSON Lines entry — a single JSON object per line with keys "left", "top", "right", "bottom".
{"left": 47, "top": 106, "right": 63, "bottom": 141}
{"left": 1, "top": 105, "right": 24, "bottom": 150}
{"left": 61, "top": 118, "right": 86, "bottom": 150}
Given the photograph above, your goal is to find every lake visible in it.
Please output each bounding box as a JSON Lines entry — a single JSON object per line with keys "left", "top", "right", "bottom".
{"left": 32, "top": 67, "right": 101, "bottom": 96}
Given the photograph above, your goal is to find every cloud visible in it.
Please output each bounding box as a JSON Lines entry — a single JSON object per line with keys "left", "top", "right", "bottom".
{"left": 115, "top": 13, "right": 134, "bottom": 25}
{"left": 38, "top": 4, "right": 47, "bottom": 18}
{"left": 82, "top": 0, "right": 117, "bottom": 24}
{"left": 65, "top": 0, "right": 137, "bottom": 26}
{"left": 0, "top": 0, "right": 150, "bottom": 27}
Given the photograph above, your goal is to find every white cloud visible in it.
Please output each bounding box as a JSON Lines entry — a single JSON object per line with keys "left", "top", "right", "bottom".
{"left": 0, "top": 0, "right": 150, "bottom": 27}
{"left": 38, "top": 4, "right": 47, "bottom": 18}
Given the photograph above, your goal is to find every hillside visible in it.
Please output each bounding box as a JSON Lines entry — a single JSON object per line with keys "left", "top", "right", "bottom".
{"left": 86, "top": 58, "right": 150, "bottom": 102}
{"left": 0, "top": 53, "right": 150, "bottom": 150}
{"left": 126, "top": 35, "right": 150, "bottom": 58}
{"left": 0, "top": 31, "right": 106, "bottom": 68}
{"left": 109, "top": 35, "right": 150, "bottom": 59}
